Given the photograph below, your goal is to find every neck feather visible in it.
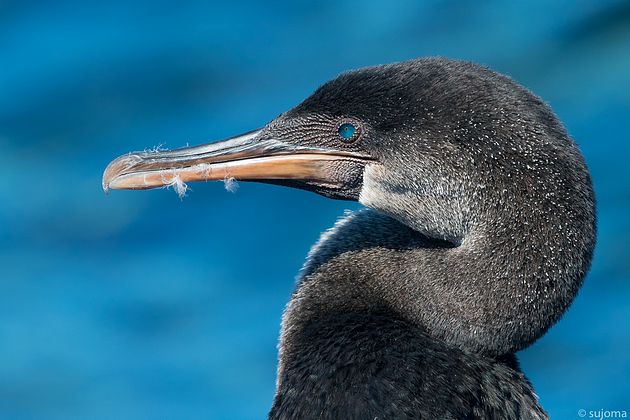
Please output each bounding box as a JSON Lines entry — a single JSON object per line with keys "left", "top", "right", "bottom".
{"left": 281, "top": 205, "right": 593, "bottom": 358}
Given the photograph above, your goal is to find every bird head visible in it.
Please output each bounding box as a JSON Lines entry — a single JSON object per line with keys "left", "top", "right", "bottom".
{"left": 104, "top": 58, "right": 593, "bottom": 246}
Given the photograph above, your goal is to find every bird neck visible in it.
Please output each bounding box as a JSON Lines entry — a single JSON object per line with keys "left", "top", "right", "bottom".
{"left": 279, "top": 206, "right": 593, "bottom": 359}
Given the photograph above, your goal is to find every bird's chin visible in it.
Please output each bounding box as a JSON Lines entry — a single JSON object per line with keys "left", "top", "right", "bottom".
{"left": 260, "top": 159, "right": 366, "bottom": 201}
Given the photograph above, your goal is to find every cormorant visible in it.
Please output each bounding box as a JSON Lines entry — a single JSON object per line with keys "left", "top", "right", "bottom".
{"left": 103, "top": 58, "right": 596, "bottom": 419}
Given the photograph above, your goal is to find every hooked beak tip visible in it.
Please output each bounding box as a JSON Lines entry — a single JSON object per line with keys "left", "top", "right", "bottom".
{"left": 102, "top": 153, "right": 144, "bottom": 193}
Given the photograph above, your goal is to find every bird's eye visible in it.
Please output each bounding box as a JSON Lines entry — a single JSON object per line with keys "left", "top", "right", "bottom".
{"left": 337, "top": 122, "right": 359, "bottom": 143}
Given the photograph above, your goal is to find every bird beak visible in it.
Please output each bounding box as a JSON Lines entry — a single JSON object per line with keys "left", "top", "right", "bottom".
{"left": 103, "top": 129, "right": 371, "bottom": 193}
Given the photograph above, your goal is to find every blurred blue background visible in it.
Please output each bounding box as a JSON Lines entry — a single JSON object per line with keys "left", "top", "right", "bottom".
{"left": 1, "top": 1, "right": 628, "bottom": 418}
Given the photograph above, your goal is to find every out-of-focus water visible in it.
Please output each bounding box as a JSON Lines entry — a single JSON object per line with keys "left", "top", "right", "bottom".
{"left": 1, "top": 1, "right": 628, "bottom": 418}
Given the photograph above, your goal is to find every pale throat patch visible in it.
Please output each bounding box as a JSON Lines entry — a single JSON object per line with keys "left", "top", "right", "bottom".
{"left": 358, "top": 164, "right": 387, "bottom": 210}
{"left": 358, "top": 163, "right": 466, "bottom": 244}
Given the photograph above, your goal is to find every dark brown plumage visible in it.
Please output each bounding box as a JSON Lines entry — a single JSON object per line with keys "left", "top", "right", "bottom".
{"left": 104, "top": 57, "right": 596, "bottom": 419}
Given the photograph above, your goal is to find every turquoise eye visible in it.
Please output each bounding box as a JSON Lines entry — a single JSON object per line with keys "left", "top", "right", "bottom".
{"left": 338, "top": 123, "right": 358, "bottom": 142}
